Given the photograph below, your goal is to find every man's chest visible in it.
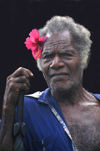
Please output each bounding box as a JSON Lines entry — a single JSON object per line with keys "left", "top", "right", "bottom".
{"left": 61, "top": 105, "right": 100, "bottom": 151}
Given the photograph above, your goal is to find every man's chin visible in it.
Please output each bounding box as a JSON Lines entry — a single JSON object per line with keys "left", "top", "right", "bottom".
{"left": 50, "top": 82, "right": 74, "bottom": 94}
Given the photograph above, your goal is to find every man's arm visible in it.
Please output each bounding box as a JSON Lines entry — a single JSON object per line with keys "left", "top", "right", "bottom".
{"left": 0, "top": 67, "right": 33, "bottom": 151}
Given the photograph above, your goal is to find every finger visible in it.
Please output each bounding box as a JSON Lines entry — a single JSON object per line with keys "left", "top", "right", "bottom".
{"left": 9, "top": 82, "right": 30, "bottom": 95}
{"left": 18, "top": 83, "right": 30, "bottom": 94}
{"left": 8, "top": 76, "right": 30, "bottom": 88}
{"left": 9, "top": 67, "right": 34, "bottom": 78}
{"left": 3, "top": 80, "right": 30, "bottom": 109}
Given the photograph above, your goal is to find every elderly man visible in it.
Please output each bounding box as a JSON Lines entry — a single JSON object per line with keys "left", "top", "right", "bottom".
{"left": 0, "top": 16, "right": 100, "bottom": 151}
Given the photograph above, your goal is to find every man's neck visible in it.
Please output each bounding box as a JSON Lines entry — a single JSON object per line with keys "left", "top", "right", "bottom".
{"left": 51, "top": 85, "right": 92, "bottom": 106}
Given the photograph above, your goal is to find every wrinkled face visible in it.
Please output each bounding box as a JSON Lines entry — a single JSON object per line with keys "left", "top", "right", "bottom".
{"left": 40, "top": 31, "right": 83, "bottom": 93}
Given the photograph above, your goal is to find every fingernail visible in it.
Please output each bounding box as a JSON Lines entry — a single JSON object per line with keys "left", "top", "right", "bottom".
{"left": 30, "top": 72, "right": 34, "bottom": 76}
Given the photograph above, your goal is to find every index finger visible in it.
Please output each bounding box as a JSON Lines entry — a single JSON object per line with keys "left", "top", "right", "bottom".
{"left": 11, "top": 67, "right": 34, "bottom": 78}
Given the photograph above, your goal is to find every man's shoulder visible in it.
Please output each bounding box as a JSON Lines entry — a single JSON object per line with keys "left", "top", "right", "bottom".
{"left": 24, "top": 88, "right": 50, "bottom": 104}
{"left": 23, "top": 91, "right": 45, "bottom": 117}
{"left": 24, "top": 91, "right": 44, "bottom": 105}
{"left": 25, "top": 91, "right": 44, "bottom": 99}
{"left": 23, "top": 89, "right": 50, "bottom": 124}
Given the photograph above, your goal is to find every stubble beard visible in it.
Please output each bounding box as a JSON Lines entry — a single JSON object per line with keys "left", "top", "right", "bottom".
{"left": 49, "top": 79, "right": 82, "bottom": 104}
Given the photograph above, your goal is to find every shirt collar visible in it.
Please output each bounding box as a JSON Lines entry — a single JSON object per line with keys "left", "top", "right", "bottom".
{"left": 93, "top": 93, "right": 100, "bottom": 101}
{"left": 38, "top": 88, "right": 54, "bottom": 105}
{"left": 37, "top": 89, "right": 100, "bottom": 105}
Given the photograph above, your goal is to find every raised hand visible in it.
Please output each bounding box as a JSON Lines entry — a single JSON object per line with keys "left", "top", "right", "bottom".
{"left": 0, "top": 67, "right": 33, "bottom": 151}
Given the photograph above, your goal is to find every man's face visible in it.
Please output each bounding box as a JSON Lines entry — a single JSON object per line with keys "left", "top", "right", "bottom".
{"left": 40, "top": 31, "right": 83, "bottom": 93}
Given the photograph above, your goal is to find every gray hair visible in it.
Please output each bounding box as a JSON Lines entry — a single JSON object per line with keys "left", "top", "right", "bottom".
{"left": 37, "top": 16, "right": 92, "bottom": 71}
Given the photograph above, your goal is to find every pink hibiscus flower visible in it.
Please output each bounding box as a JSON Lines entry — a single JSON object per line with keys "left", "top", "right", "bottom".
{"left": 25, "top": 29, "right": 48, "bottom": 60}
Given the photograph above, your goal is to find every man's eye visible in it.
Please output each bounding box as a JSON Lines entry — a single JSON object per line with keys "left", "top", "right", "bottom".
{"left": 61, "top": 53, "right": 73, "bottom": 57}
{"left": 43, "top": 54, "right": 54, "bottom": 59}
{"left": 65, "top": 53, "right": 73, "bottom": 56}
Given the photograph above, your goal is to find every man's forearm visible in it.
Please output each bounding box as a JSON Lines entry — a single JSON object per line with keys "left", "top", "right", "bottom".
{"left": 0, "top": 109, "right": 15, "bottom": 151}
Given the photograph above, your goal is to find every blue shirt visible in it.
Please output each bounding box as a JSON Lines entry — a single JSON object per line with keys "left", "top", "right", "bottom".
{"left": 23, "top": 88, "right": 100, "bottom": 151}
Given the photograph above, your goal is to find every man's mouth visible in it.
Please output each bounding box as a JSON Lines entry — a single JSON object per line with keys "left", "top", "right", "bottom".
{"left": 50, "top": 73, "right": 69, "bottom": 78}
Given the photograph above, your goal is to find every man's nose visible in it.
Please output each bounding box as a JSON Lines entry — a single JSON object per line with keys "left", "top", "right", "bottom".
{"left": 50, "top": 55, "right": 64, "bottom": 69}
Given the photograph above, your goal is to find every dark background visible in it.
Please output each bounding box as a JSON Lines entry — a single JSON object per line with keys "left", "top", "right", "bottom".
{"left": 0, "top": 0, "right": 100, "bottom": 116}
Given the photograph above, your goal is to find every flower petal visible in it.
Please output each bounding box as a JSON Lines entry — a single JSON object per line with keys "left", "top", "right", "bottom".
{"left": 24, "top": 37, "right": 33, "bottom": 49}
{"left": 32, "top": 46, "right": 42, "bottom": 59}
{"left": 39, "top": 36, "right": 48, "bottom": 42}
{"left": 29, "top": 29, "right": 40, "bottom": 43}
{"left": 39, "top": 37, "right": 44, "bottom": 42}
{"left": 31, "top": 45, "right": 37, "bottom": 52}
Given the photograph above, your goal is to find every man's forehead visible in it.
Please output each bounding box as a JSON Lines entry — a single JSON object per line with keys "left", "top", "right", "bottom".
{"left": 46, "top": 30, "right": 72, "bottom": 42}
{"left": 43, "top": 30, "right": 73, "bottom": 52}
